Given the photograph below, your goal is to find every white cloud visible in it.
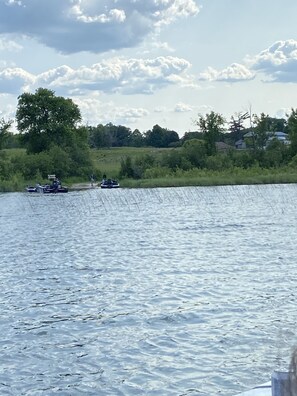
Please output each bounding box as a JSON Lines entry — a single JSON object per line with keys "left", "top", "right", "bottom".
{"left": 0, "top": 67, "right": 35, "bottom": 94}
{"left": 199, "top": 63, "right": 255, "bottom": 82}
{"left": 174, "top": 102, "right": 193, "bottom": 112}
{"left": 70, "top": 6, "right": 126, "bottom": 24}
{"left": 250, "top": 39, "right": 297, "bottom": 82}
{"left": 154, "top": 0, "right": 200, "bottom": 26}
{"left": 0, "top": 55, "right": 196, "bottom": 98}
{"left": 198, "top": 40, "right": 297, "bottom": 85}
{"left": 154, "top": 106, "right": 166, "bottom": 113}
{"left": 0, "top": 36, "right": 22, "bottom": 51}
{"left": 73, "top": 95, "right": 149, "bottom": 126}
{"left": 0, "top": 0, "right": 200, "bottom": 54}
{"left": 274, "top": 108, "right": 290, "bottom": 119}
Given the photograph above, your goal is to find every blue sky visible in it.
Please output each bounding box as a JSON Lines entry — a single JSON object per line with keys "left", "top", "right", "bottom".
{"left": 0, "top": 0, "right": 297, "bottom": 136}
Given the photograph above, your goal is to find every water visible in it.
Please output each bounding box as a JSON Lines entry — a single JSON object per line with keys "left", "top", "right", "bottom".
{"left": 1, "top": 184, "right": 297, "bottom": 395}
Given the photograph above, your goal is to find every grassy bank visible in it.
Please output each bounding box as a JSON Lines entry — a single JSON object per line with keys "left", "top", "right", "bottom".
{"left": 90, "top": 146, "right": 170, "bottom": 178}
{"left": 1, "top": 147, "right": 297, "bottom": 192}
{"left": 119, "top": 167, "right": 297, "bottom": 188}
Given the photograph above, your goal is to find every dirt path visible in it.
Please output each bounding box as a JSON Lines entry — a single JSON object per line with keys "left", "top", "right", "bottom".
{"left": 69, "top": 182, "right": 98, "bottom": 191}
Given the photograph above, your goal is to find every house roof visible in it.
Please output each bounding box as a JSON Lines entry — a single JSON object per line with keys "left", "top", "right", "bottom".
{"left": 243, "top": 130, "right": 288, "bottom": 138}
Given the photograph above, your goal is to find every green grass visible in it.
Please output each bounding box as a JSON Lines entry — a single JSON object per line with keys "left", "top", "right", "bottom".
{"left": 2, "top": 147, "right": 297, "bottom": 191}
{"left": 91, "top": 147, "right": 171, "bottom": 177}
{"left": 119, "top": 167, "right": 297, "bottom": 188}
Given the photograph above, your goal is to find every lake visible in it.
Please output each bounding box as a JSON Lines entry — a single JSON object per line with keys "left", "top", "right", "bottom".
{"left": 1, "top": 184, "right": 297, "bottom": 395}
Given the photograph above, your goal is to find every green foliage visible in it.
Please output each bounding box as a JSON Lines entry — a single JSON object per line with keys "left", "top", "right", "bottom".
{"left": 0, "top": 151, "right": 13, "bottom": 180}
{"left": 287, "top": 108, "right": 297, "bottom": 156}
{"left": 11, "top": 151, "right": 53, "bottom": 179}
{"left": 120, "top": 153, "right": 157, "bottom": 179}
{"left": 128, "top": 129, "right": 145, "bottom": 147}
{"left": 161, "top": 149, "right": 191, "bottom": 170}
{"left": 181, "top": 131, "right": 204, "bottom": 143}
{"left": 182, "top": 138, "right": 207, "bottom": 168}
{"left": 143, "top": 166, "right": 173, "bottom": 179}
{"left": 253, "top": 113, "right": 270, "bottom": 149}
{"left": 15, "top": 87, "right": 92, "bottom": 178}
{"left": 88, "top": 124, "right": 146, "bottom": 148}
{"left": 228, "top": 150, "right": 257, "bottom": 169}
{"left": 120, "top": 156, "right": 134, "bottom": 178}
{"left": 289, "top": 154, "right": 297, "bottom": 168}
{"left": 88, "top": 124, "right": 112, "bottom": 148}
{"left": 16, "top": 88, "right": 81, "bottom": 154}
{"left": 1, "top": 90, "right": 297, "bottom": 190}
{"left": 145, "top": 124, "right": 179, "bottom": 148}
{"left": 47, "top": 145, "right": 71, "bottom": 178}
{"left": 264, "top": 139, "right": 290, "bottom": 167}
{"left": 196, "top": 111, "right": 226, "bottom": 156}
{"left": 205, "top": 154, "right": 232, "bottom": 171}
{"left": 0, "top": 119, "right": 13, "bottom": 150}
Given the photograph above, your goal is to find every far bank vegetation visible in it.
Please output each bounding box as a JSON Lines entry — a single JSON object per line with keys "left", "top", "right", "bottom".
{"left": 1, "top": 88, "right": 297, "bottom": 191}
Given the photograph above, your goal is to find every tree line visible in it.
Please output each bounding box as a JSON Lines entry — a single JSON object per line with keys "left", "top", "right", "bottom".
{"left": 1, "top": 87, "right": 297, "bottom": 185}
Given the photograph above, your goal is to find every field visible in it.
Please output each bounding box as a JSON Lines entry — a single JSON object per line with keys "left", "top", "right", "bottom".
{"left": 91, "top": 146, "right": 171, "bottom": 178}
{"left": 90, "top": 147, "right": 297, "bottom": 189}
{"left": 2, "top": 146, "right": 297, "bottom": 191}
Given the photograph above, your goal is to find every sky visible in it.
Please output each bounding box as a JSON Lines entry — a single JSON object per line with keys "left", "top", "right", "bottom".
{"left": 1, "top": 0, "right": 297, "bottom": 137}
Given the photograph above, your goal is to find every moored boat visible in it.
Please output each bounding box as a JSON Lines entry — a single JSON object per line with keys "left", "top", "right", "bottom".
{"left": 26, "top": 186, "right": 38, "bottom": 193}
{"left": 100, "top": 178, "right": 120, "bottom": 189}
{"left": 25, "top": 175, "right": 68, "bottom": 193}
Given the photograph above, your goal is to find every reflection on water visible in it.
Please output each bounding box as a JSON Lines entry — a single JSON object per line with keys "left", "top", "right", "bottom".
{"left": 1, "top": 184, "right": 297, "bottom": 395}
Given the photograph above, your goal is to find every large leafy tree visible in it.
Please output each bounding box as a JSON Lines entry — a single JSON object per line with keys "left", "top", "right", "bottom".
{"left": 16, "top": 88, "right": 82, "bottom": 153}
{"left": 128, "top": 129, "right": 145, "bottom": 147}
{"left": 0, "top": 118, "right": 13, "bottom": 150}
{"left": 88, "top": 124, "right": 111, "bottom": 148}
{"left": 196, "top": 111, "right": 225, "bottom": 155}
{"left": 145, "top": 124, "right": 179, "bottom": 147}
{"left": 252, "top": 113, "right": 270, "bottom": 150}
{"left": 15, "top": 88, "right": 92, "bottom": 178}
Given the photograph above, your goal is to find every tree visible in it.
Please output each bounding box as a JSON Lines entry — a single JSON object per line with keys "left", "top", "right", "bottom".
{"left": 253, "top": 113, "right": 270, "bottom": 150}
{"left": 228, "top": 112, "right": 249, "bottom": 142}
{"left": 145, "top": 124, "right": 179, "bottom": 147}
{"left": 16, "top": 88, "right": 82, "bottom": 153}
{"left": 182, "top": 138, "right": 206, "bottom": 168}
{"left": 15, "top": 88, "right": 92, "bottom": 178}
{"left": 287, "top": 108, "right": 297, "bottom": 156}
{"left": 196, "top": 111, "right": 225, "bottom": 156}
{"left": 128, "top": 129, "right": 145, "bottom": 147}
{"left": 88, "top": 124, "right": 111, "bottom": 148}
{"left": 0, "top": 118, "right": 13, "bottom": 150}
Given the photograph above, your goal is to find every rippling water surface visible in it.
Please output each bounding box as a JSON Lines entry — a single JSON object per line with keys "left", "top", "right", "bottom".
{"left": 1, "top": 184, "right": 297, "bottom": 395}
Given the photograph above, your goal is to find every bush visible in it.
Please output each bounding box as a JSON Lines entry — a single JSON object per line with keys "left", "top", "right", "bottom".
{"left": 161, "top": 149, "right": 191, "bottom": 171}
{"left": 205, "top": 154, "right": 232, "bottom": 170}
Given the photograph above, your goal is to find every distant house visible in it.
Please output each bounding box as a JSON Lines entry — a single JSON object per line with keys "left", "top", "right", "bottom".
{"left": 266, "top": 131, "right": 290, "bottom": 146}
{"left": 235, "top": 139, "right": 246, "bottom": 150}
{"left": 235, "top": 131, "right": 290, "bottom": 149}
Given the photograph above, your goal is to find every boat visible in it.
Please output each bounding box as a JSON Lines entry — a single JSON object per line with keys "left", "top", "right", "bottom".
{"left": 26, "top": 186, "right": 38, "bottom": 193}
{"left": 41, "top": 184, "right": 68, "bottom": 194}
{"left": 100, "top": 178, "right": 120, "bottom": 189}
{"left": 25, "top": 175, "right": 68, "bottom": 193}
{"left": 26, "top": 183, "right": 68, "bottom": 193}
